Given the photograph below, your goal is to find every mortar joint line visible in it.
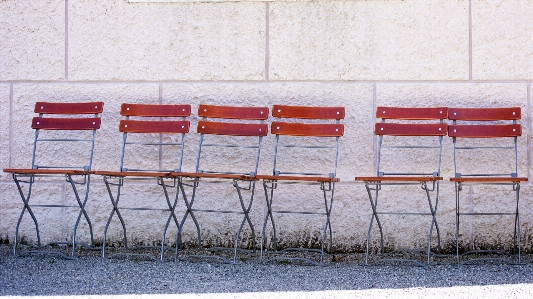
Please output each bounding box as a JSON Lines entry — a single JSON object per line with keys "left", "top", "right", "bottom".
{"left": 265, "top": 2, "right": 270, "bottom": 82}
{"left": 8, "top": 83, "right": 13, "bottom": 173}
{"left": 3, "top": 80, "right": 533, "bottom": 84}
{"left": 65, "top": 0, "right": 69, "bottom": 81}
{"left": 527, "top": 83, "right": 531, "bottom": 182}
{"left": 468, "top": 0, "right": 472, "bottom": 81}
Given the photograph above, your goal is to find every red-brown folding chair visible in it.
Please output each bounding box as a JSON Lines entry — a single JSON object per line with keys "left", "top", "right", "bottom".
{"left": 172, "top": 104, "right": 268, "bottom": 264}
{"left": 4, "top": 102, "right": 104, "bottom": 259}
{"left": 356, "top": 107, "right": 447, "bottom": 266}
{"left": 94, "top": 103, "right": 190, "bottom": 261}
{"left": 449, "top": 107, "right": 527, "bottom": 264}
{"left": 257, "top": 105, "right": 344, "bottom": 265}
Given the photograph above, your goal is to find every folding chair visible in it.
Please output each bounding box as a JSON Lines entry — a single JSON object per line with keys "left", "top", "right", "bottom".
{"left": 172, "top": 104, "right": 268, "bottom": 264}
{"left": 449, "top": 107, "right": 527, "bottom": 264}
{"left": 94, "top": 103, "right": 190, "bottom": 261}
{"left": 257, "top": 105, "right": 344, "bottom": 266}
{"left": 356, "top": 107, "right": 447, "bottom": 266}
{"left": 4, "top": 102, "right": 104, "bottom": 259}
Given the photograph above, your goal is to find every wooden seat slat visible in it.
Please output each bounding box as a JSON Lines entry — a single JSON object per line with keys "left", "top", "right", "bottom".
{"left": 34, "top": 102, "right": 104, "bottom": 114}
{"left": 272, "top": 105, "right": 345, "bottom": 120}
{"left": 197, "top": 121, "right": 268, "bottom": 137}
{"left": 376, "top": 107, "right": 448, "bottom": 120}
{"left": 448, "top": 124, "right": 521, "bottom": 138}
{"left": 198, "top": 104, "right": 268, "bottom": 120}
{"left": 375, "top": 123, "right": 447, "bottom": 136}
{"left": 4, "top": 168, "right": 93, "bottom": 175}
{"left": 355, "top": 176, "right": 443, "bottom": 182}
{"left": 119, "top": 120, "right": 190, "bottom": 134}
{"left": 256, "top": 174, "right": 339, "bottom": 182}
{"left": 31, "top": 117, "right": 101, "bottom": 130}
{"left": 170, "top": 172, "right": 258, "bottom": 180}
{"left": 449, "top": 107, "right": 521, "bottom": 121}
{"left": 451, "top": 177, "right": 528, "bottom": 183}
{"left": 94, "top": 170, "right": 173, "bottom": 177}
{"left": 120, "top": 104, "right": 191, "bottom": 117}
{"left": 271, "top": 122, "right": 344, "bottom": 137}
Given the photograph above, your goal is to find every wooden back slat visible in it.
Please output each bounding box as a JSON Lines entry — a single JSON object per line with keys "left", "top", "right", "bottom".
{"left": 449, "top": 124, "right": 521, "bottom": 138}
{"left": 34, "top": 102, "right": 104, "bottom": 114}
{"left": 120, "top": 120, "right": 190, "bottom": 134}
{"left": 272, "top": 105, "right": 345, "bottom": 120}
{"left": 448, "top": 107, "right": 521, "bottom": 121}
{"left": 271, "top": 122, "right": 344, "bottom": 137}
{"left": 120, "top": 104, "right": 191, "bottom": 117}
{"left": 31, "top": 117, "right": 101, "bottom": 130}
{"left": 375, "top": 123, "right": 447, "bottom": 136}
{"left": 376, "top": 107, "right": 448, "bottom": 120}
{"left": 197, "top": 121, "right": 268, "bottom": 137}
{"left": 198, "top": 104, "right": 268, "bottom": 120}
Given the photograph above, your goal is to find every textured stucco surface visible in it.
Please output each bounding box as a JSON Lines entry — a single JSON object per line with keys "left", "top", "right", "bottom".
{"left": 68, "top": 1, "right": 265, "bottom": 80}
{"left": 269, "top": 1, "right": 469, "bottom": 80}
{"left": 473, "top": 0, "right": 533, "bottom": 80}
{"left": 1, "top": 1, "right": 533, "bottom": 252}
{"left": 0, "top": 1, "right": 65, "bottom": 80}
{"left": 0, "top": 84, "right": 10, "bottom": 181}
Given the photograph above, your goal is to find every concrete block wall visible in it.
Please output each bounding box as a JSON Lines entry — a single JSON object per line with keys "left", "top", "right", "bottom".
{"left": 1, "top": 0, "right": 532, "bottom": 253}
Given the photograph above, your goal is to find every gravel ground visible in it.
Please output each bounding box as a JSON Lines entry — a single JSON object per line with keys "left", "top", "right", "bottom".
{"left": 2, "top": 245, "right": 533, "bottom": 298}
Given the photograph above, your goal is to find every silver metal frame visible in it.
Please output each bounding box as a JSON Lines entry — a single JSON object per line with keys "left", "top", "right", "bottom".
{"left": 452, "top": 118, "right": 523, "bottom": 265}
{"left": 176, "top": 118, "right": 265, "bottom": 264}
{"left": 12, "top": 112, "right": 100, "bottom": 259}
{"left": 259, "top": 120, "right": 341, "bottom": 266}
{"left": 101, "top": 114, "right": 188, "bottom": 261}
{"left": 364, "top": 119, "right": 444, "bottom": 267}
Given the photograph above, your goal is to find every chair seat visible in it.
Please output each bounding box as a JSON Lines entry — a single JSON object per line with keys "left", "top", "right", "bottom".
{"left": 256, "top": 174, "right": 339, "bottom": 182}
{"left": 94, "top": 170, "right": 173, "bottom": 177}
{"left": 355, "top": 176, "right": 442, "bottom": 182}
{"left": 170, "top": 172, "right": 257, "bottom": 180}
{"left": 450, "top": 177, "right": 528, "bottom": 183}
{"left": 4, "top": 168, "right": 93, "bottom": 175}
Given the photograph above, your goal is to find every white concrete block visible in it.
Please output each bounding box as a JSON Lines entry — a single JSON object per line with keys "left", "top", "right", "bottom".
{"left": 473, "top": 0, "right": 533, "bottom": 80}
{"left": 0, "top": 1, "right": 65, "bottom": 80}
{"left": 68, "top": 1, "right": 265, "bottom": 80}
{"left": 269, "top": 1, "right": 469, "bottom": 80}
